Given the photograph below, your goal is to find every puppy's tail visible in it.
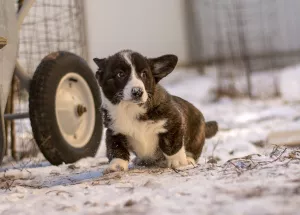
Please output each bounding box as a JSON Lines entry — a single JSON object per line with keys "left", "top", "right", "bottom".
{"left": 205, "top": 121, "right": 218, "bottom": 139}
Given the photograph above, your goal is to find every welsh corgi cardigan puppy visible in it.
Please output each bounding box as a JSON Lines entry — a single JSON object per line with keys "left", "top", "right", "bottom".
{"left": 93, "top": 50, "right": 218, "bottom": 173}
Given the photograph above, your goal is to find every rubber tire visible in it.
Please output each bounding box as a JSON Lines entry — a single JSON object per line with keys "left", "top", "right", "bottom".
{"left": 29, "top": 51, "right": 102, "bottom": 165}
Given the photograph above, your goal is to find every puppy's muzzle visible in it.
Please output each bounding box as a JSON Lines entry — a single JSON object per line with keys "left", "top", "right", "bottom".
{"left": 131, "top": 87, "right": 144, "bottom": 100}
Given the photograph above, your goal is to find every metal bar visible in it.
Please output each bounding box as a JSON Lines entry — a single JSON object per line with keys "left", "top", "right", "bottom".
{"left": 15, "top": 60, "right": 31, "bottom": 92}
{"left": 0, "top": 98, "right": 6, "bottom": 164}
{"left": 79, "top": 1, "right": 89, "bottom": 61}
{"left": 16, "top": 0, "right": 36, "bottom": 31}
{"left": 4, "top": 112, "right": 29, "bottom": 121}
{"left": 15, "top": 0, "right": 35, "bottom": 91}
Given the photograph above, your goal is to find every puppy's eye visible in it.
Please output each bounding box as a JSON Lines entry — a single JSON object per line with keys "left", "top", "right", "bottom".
{"left": 141, "top": 70, "right": 147, "bottom": 78}
{"left": 116, "top": 70, "right": 125, "bottom": 78}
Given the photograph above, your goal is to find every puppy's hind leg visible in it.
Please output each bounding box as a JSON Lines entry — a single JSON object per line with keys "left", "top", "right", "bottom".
{"left": 185, "top": 122, "right": 206, "bottom": 165}
{"left": 185, "top": 121, "right": 218, "bottom": 166}
{"left": 159, "top": 133, "right": 188, "bottom": 169}
{"left": 186, "top": 152, "right": 196, "bottom": 166}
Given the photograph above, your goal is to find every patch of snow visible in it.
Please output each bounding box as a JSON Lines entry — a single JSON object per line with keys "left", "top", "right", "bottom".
{"left": 279, "top": 64, "right": 300, "bottom": 102}
{"left": 235, "top": 106, "right": 299, "bottom": 124}
{"left": 161, "top": 68, "right": 216, "bottom": 103}
{"left": 1, "top": 148, "right": 300, "bottom": 215}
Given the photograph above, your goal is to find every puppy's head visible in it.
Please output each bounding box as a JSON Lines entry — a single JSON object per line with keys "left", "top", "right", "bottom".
{"left": 93, "top": 50, "right": 177, "bottom": 105}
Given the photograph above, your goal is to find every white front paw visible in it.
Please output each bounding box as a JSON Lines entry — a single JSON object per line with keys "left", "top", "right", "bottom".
{"left": 187, "top": 157, "right": 196, "bottom": 166}
{"left": 164, "top": 146, "right": 188, "bottom": 168}
{"left": 167, "top": 157, "right": 188, "bottom": 168}
{"left": 104, "top": 158, "right": 129, "bottom": 174}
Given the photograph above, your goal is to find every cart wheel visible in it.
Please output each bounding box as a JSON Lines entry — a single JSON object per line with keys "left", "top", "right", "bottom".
{"left": 29, "top": 51, "right": 102, "bottom": 165}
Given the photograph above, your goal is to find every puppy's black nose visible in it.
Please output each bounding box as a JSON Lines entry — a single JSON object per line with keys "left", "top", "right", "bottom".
{"left": 131, "top": 87, "right": 143, "bottom": 99}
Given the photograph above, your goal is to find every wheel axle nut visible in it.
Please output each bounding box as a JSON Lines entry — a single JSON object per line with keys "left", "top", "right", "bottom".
{"left": 77, "top": 105, "right": 87, "bottom": 116}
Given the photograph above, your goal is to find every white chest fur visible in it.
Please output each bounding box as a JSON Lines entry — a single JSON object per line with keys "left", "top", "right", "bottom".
{"left": 104, "top": 100, "right": 167, "bottom": 158}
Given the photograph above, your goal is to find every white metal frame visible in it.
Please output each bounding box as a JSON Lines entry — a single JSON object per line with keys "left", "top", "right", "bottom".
{"left": 4, "top": 0, "right": 36, "bottom": 121}
{"left": 14, "top": 0, "right": 36, "bottom": 93}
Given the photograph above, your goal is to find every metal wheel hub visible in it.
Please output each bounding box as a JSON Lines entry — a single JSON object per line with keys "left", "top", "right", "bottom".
{"left": 55, "top": 73, "right": 95, "bottom": 148}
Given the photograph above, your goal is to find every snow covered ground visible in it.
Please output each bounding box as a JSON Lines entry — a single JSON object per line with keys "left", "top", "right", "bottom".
{"left": 1, "top": 68, "right": 300, "bottom": 215}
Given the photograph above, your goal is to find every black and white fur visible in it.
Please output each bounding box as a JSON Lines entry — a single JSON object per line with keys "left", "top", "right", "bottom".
{"left": 93, "top": 50, "right": 218, "bottom": 173}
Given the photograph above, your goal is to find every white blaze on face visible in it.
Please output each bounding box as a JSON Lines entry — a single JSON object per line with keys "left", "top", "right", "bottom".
{"left": 122, "top": 52, "right": 148, "bottom": 103}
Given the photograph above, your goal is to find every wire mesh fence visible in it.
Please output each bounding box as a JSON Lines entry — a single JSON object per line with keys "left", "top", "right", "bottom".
{"left": 18, "top": 0, "right": 88, "bottom": 75}
{"left": 185, "top": 0, "right": 300, "bottom": 98}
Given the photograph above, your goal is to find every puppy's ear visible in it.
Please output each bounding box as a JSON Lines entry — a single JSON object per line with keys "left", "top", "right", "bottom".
{"left": 148, "top": 54, "right": 178, "bottom": 83}
{"left": 93, "top": 58, "right": 106, "bottom": 70}
{"left": 93, "top": 58, "right": 106, "bottom": 83}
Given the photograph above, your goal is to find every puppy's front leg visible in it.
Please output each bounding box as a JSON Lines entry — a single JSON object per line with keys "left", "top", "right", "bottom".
{"left": 159, "top": 132, "right": 188, "bottom": 168}
{"left": 104, "top": 129, "right": 130, "bottom": 174}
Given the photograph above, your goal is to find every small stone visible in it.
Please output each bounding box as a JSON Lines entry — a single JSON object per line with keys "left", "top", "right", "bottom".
{"left": 124, "top": 199, "right": 136, "bottom": 207}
